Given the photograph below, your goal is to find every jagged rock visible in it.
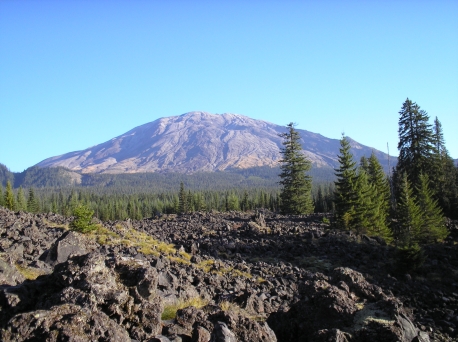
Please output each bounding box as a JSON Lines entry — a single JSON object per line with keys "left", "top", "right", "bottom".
{"left": 42, "top": 230, "right": 98, "bottom": 266}
{"left": 1, "top": 303, "right": 131, "bottom": 341}
{"left": 1, "top": 252, "right": 164, "bottom": 341}
{"left": 2, "top": 208, "right": 455, "bottom": 341}
{"left": 0, "top": 259, "right": 25, "bottom": 286}
{"left": 211, "top": 321, "right": 237, "bottom": 342}
{"left": 313, "top": 329, "right": 351, "bottom": 342}
{"left": 193, "top": 326, "right": 212, "bottom": 342}
{"left": 268, "top": 269, "right": 428, "bottom": 342}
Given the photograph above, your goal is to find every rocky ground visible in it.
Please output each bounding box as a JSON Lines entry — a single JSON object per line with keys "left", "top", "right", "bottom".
{"left": 1, "top": 207, "right": 457, "bottom": 341}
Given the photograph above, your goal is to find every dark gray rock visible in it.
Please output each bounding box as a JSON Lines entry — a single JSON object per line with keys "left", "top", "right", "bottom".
{"left": 0, "top": 259, "right": 25, "bottom": 286}
{"left": 43, "top": 230, "right": 97, "bottom": 265}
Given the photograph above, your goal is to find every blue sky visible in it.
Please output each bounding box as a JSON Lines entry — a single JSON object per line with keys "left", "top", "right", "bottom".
{"left": 1, "top": 0, "right": 457, "bottom": 173}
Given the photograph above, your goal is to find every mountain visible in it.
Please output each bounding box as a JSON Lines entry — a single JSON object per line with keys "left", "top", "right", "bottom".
{"left": 36, "top": 111, "right": 394, "bottom": 174}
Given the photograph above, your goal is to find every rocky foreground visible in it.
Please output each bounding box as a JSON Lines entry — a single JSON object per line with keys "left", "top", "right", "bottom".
{"left": 1, "top": 207, "right": 457, "bottom": 341}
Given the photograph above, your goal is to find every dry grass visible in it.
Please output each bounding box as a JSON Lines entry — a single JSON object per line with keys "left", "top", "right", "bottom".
{"left": 219, "top": 301, "right": 265, "bottom": 321}
{"left": 15, "top": 264, "right": 44, "bottom": 280}
{"left": 168, "top": 256, "right": 191, "bottom": 265}
{"left": 86, "top": 224, "right": 253, "bottom": 279}
{"left": 88, "top": 224, "right": 175, "bottom": 257}
{"left": 179, "top": 250, "right": 192, "bottom": 260}
{"left": 161, "top": 297, "right": 209, "bottom": 320}
{"left": 196, "top": 259, "right": 214, "bottom": 272}
{"left": 42, "top": 219, "right": 69, "bottom": 230}
{"left": 256, "top": 276, "right": 266, "bottom": 283}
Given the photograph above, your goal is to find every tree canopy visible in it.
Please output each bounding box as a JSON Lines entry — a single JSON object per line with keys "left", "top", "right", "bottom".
{"left": 278, "top": 123, "right": 314, "bottom": 215}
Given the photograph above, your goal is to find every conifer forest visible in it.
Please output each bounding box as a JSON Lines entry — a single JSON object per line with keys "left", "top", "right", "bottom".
{"left": 1, "top": 99, "right": 457, "bottom": 244}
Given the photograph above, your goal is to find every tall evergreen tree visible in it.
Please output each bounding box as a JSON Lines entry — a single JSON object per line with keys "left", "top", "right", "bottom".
{"left": 178, "top": 182, "right": 187, "bottom": 214}
{"left": 352, "top": 169, "right": 375, "bottom": 234}
{"left": 278, "top": 123, "right": 314, "bottom": 214}
{"left": 416, "top": 173, "right": 448, "bottom": 243}
{"left": 395, "top": 173, "right": 423, "bottom": 246}
{"left": 16, "top": 187, "right": 27, "bottom": 211}
{"left": 397, "top": 98, "right": 434, "bottom": 188}
{"left": 367, "top": 153, "right": 392, "bottom": 234}
{"left": 334, "top": 135, "right": 358, "bottom": 228}
{"left": 27, "top": 188, "right": 39, "bottom": 213}
{"left": 431, "top": 116, "right": 458, "bottom": 217}
{"left": 4, "top": 181, "right": 15, "bottom": 210}
{"left": 241, "top": 190, "right": 249, "bottom": 211}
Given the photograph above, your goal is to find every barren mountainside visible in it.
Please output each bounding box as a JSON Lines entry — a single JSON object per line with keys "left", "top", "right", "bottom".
{"left": 37, "top": 111, "right": 392, "bottom": 174}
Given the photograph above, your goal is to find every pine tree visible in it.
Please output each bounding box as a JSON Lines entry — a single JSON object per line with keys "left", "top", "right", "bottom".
{"left": 416, "top": 173, "right": 448, "bottom": 243}
{"left": 334, "top": 135, "right": 358, "bottom": 229}
{"left": 241, "top": 190, "right": 249, "bottom": 211}
{"left": 431, "top": 116, "right": 458, "bottom": 217}
{"left": 4, "top": 181, "right": 15, "bottom": 210}
{"left": 367, "top": 153, "right": 392, "bottom": 239}
{"left": 70, "top": 204, "right": 97, "bottom": 233}
{"left": 27, "top": 188, "right": 39, "bottom": 213}
{"left": 278, "top": 122, "right": 314, "bottom": 214}
{"left": 360, "top": 156, "right": 369, "bottom": 171}
{"left": 352, "top": 169, "right": 375, "bottom": 234}
{"left": 16, "top": 187, "right": 27, "bottom": 211}
{"left": 227, "top": 192, "right": 240, "bottom": 211}
{"left": 397, "top": 98, "right": 434, "bottom": 188}
{"left": 395, "top": 173, "right": 423, "bottom": 247}
{"left": 178, "top": 182, "right": 187, "bottom": 214}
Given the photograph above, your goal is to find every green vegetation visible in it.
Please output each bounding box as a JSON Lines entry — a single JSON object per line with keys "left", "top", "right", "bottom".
{"left": 4, "top": 181, "right": 15, "bottom": 210}
{"left": 334, "top": 135, "right": 358, "bottom": 229}
{"left": 278, "top": 123, "right": 314, "bottom": 214}
{"left": 14, "top": 264, "right": 44, "bottom": 280}
{"left": 69, "top": 204, "right": 97, "bottom": 233}
{"left": 161, "top": 297, "right": 209, "bottom": 320}
{"left": 0, "top": 99, "right": 455, "bottom": 257}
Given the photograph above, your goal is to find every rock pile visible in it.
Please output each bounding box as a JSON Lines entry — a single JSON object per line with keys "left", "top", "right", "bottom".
{"left": 1, "top": 207, "right": 457, "bottom": 341}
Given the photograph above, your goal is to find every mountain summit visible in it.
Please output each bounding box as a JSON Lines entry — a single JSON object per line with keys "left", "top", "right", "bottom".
{"left": 37, "top": 111, "right": 390, "bottom": 174}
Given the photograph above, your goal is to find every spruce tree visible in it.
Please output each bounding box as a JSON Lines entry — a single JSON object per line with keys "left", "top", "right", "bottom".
{"left": 416, "top": 173, "right": 448, "bottom": 243}
{"left": 397, "top": 98, "right": 434, "bottom": 188}
{"left": 431, "top": 116, "right": 458, "bottom": 217}
{"left": 27, "top": 188, "right": 39, "bottom": 213}
{"left": 278, "top": 123, "right": 314, "bottom": 214}
{"left": 178, "top": 182, "right": 187, "bottom": 214}
{"left": 16, "top": 187, "right": 27, "bottom": 211}
{"left": 70, "top": 204, "right": 97, "bottom": 233}
{"left": 395, "top": 173, "right": 423, "bottom": 246}
{"left": 4, "top": 181, "right": 15, "bottom": 210}
{"left": 241, "top": 190, "right": 249, "bottom": 211}
{"left": 352, "top": 169, "right": 375, "bottom": 234}
{"left": 334, "top": 135, "right": 358, "bottom": 229}
{"left": 367, "top": 153, "right": 392, "bottom": 238}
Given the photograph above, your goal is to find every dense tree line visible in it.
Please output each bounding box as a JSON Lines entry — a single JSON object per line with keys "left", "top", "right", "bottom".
{"left": 1, "top": 98, "right": 456, "bottom": 252}
{"left": 332, "top": 98, "right": 457, "bottom": 252}
{"left": 0, "top": 184, "right": 286, "bottom": 220}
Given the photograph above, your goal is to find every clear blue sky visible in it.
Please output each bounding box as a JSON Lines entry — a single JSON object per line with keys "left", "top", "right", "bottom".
{"left": 1, "top": 0, "right": 457, "bottom": 172}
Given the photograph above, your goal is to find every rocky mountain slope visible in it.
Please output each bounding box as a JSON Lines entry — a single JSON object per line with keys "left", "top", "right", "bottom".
{"left": 1, "top": 207, "right": 457, "bottom": 341}
{"left": 36, "top": 111, "right": 393, "bottom": 174}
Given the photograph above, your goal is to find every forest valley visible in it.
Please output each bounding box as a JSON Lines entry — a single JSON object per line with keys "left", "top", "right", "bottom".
{"left": 0, "top": 98, "right": 457, "bottom": 258}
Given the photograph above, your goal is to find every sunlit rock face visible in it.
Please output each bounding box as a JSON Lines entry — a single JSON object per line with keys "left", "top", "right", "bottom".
{"left": 37, "top": 111, "right": 390, "bottom": 174}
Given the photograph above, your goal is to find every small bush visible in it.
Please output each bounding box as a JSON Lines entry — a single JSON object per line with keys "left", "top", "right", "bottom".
{"left": 70, "top": 204, "right": 97, "bottom": 233}
{"left": 395, "top": 243, "right": 426, "bottom": 274}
